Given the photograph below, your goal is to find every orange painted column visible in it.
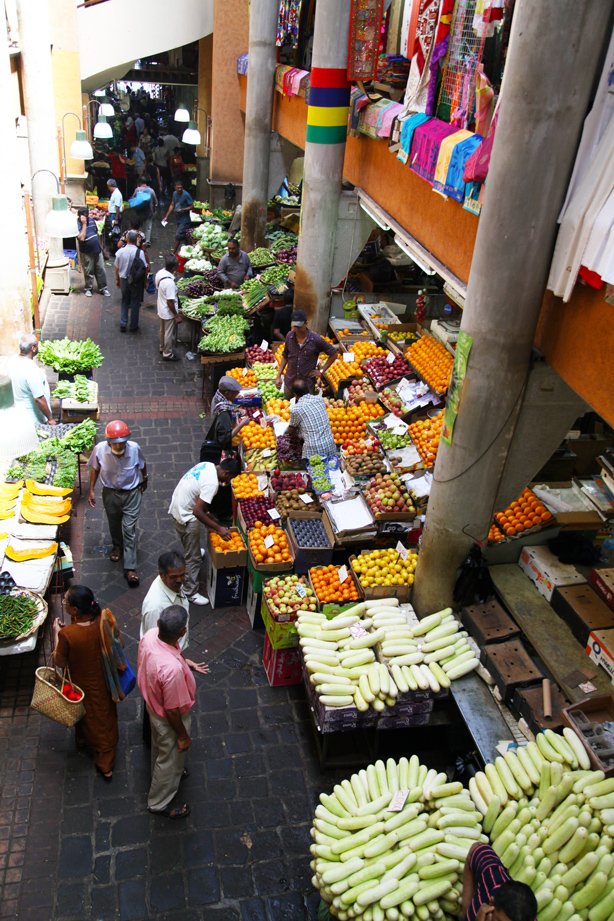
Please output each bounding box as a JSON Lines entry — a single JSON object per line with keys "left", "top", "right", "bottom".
{"left": 210, "top": 0, "right": 250, "bottom": 189}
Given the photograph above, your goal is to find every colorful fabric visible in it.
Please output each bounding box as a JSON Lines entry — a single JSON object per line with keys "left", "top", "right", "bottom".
{"left": 277, "top": 0, "right": 303, "bottom": 49}
{"left": 474, "top": 64, "right": 495, "bottom": 137}
{"left": 465, "top": 844, "right": 511, "bottom": 921}
{"left": 99, "top": 608, "right": 130, "bottom": 703}
{"left": 348, "top": 0, "right": 385, "bottom": 81}
{"left": 306, "top": 67, "right": 350, "bottom": 145}
{"left": 359, "top": 100, "right": 396, "bottom": 139}
{"left": 463, "top": 106, "right": 499, "bottom": 184}
{"left": 275, "top": 65, "right": 292, "bottom": 94}
{"left": 410, "top": 118, "right": 458, "bottom": 183}
{"left": 463, "top": 179, "right": 484, "bottom": 215}
{"left": 349, "top": 87, "right": 369, "bottom": 136}
{"left": 289, "top": 394, "right": 337, "bottom": 459}
{"left": 397, "top": 113, "right": 431, "bottom": 163}
{"left": 236, "top": 53, "right": 248, "bottom": 76}
{"left": 432, "top": 129, "right": 472, "bottom": 194}
{"left": 426, "top": 0, "right": 454, "bottom": 116}
{"left": 443, "top": 133, "right": 484, "bottom": 201}
{"left": 377, "top": 102, "right": 404, "bottom": 138}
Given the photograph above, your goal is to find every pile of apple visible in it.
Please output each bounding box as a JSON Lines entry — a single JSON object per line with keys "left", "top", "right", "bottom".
{"left": 246, "top": 345, "right": 275, "bottom": 365}
{"left": 365, "top": 355, "right": 413, "bottom": 390}
{"left": 363, "top": 472, "right": 416, "bottom": 519}
{"left": 263, "top": 573, "right": 318, "bottom": 621}
{"left": 270, "top": 470, "right": 311, "bottom": 492}
{"left": 345, "top": 378, "right": 378, "bottom": 404}
{"left": 324, "top": 397, "right": 346, "bottom": 410}
{"left": 380, "top": 386, "right": 409, "bottom": 417}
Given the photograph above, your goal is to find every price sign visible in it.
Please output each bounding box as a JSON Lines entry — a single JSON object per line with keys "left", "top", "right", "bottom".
{"left": 295, "top": 583, "right": 307, "bottom": 598}
{"left": 267, "top": 508, "right": 281, "bottom": 520}
{"left": 264, "top": 535, "right": 274, "bottom": 549}
{"left": 262, "top": 449, "right": 272, "bottom": 458}
{"left": 396, "top": 541, "right": 409, "bottom": 561}
{"left": 242, "top": 368, "right": 248, "bottom": 376}
{"left": 253, "top": 410, "right": 261, "bottom": 419}
{"left": 338, "top": 565, "right": 348, "bottom": 583}
{"left": 274, "top": 421, "right": 289, "bottom": 437}
{"left": 343, "top": 352, "right": 355, "bottom": 363}
{"left": 388, "top": 790, "right": 409, "bottom": 812}
{"left": 259, "top": 416, "right": 268, "bottom": 429}
{"left": 261, "top": 339, "right": 269, "bottom": 352}
{"left": 384, "top": 415, "right": 399, "bottom": 428}
{"left": 393, "top": 426, "right": 408, "bottom": 436}
{"left": 290, "top": 397, "right": 296, "bottom": 408}
{"left": 349, "top": 622, "right": 367, "bottom": 639}
{"left": 387, "top": 352, "right": 395, "bottom": 364}
{"left": 396, "top": 378, "right": 411, "bottom": 393}
{"left": 299, "top": 493, "right": 313, "bottom": 504}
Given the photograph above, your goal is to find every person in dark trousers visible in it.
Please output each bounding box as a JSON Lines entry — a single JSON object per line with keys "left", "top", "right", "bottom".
{"left": 462, "top": 843, "right": 538, "bottom": 921}
{"left": 275, "top": 310, "right": 338, "bottom": 399}
{"left": 272, "top": 288, "right": 294, "bottom": 341}
{"left": 77, "top": 207, "right": 110, "bottom": 298}
{"left": 114, "top": 230, "right": 147, "bottom": 333}
{"left": 163, "top": 180, "right": 194, "bottom": 254}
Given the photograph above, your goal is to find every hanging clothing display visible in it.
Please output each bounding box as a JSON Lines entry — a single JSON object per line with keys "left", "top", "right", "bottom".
{"left": 396, "top": 112, "right": 431, "bottom": 163}
{"left": 400, "top": 0, "right": 442, "bottom": 116}
{"left": 277, "top": 0, "right": 303, "bottom": 49}
{"left": 432, "top": 128, "right": 472, "bottom": 194}
{"left": 463, "top": 104, "right": 499, "bottom": 184}
{"left": 443, "top": 132, "right": 484, "bottom": 201}
{"left": 472, "top": 0, "right": 505, "bottom": 38}
{"left": 348, "top": 0, "right": 385, "bottom": 81}
{"left": 425, "top": 0, "right": 454, "bottom": 116}
{"left": 410, "top": 118, "right": 457, "bottom": 183}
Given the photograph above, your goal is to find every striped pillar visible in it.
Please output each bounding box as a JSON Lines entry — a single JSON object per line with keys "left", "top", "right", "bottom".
{"left": 294, "top": 0, "right": 352, "bottom": 334}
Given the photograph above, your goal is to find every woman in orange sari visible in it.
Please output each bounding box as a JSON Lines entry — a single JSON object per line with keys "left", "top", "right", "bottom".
{"left": 54, "top": 585, "right": 122, "bottom": 781}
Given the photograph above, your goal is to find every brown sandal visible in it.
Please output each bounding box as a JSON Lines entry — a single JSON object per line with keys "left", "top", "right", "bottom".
{"left": 110, "top": 548, "right": 121, "bottom": 562}
{"left": 125, "top": 570, "right": 140, "bottom": 586}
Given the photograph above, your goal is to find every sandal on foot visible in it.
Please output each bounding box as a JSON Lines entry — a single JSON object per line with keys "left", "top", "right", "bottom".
{"left": 110, "top": 548, "right": 121, "bottom": 562}
{"left": 148, "top": 803, "right": 190, "bottom": 820}
{"left": 125, "top": 570, "right": 140, "bottom": 586}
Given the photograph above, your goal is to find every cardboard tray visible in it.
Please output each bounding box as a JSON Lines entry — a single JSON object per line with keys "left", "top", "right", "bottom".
{"left": 349, "top": 552, "right": 412, "bottom": 601}
{"left": 461, "top": 601, "right": 520, "bottom": 646}
{"left": 480, "top": 638, "right": 545, "bottom": 703}
{"left": 261, "top": 598, "right": 299, "bottom": 649}
{"left": 511, "top": 684, "right": 568, "bottom": 734}
{"left": 207, "top": 527, "right": 247, "bottom": 568}
{"left": 286, "top": 516, "right": 335, "bottom": 574}
{"left": 561, "top": 696, "right": 614, "bottom": 776}
{"left": 247, "top": 539, "right": 293, "bottom": 574}
{"left": 590, "top": 568, "right": 614, "bottom": 614}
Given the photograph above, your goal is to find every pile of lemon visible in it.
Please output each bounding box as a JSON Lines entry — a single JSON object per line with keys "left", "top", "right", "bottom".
{"left": 352, "top": 546, "right": 418, "bottom": 587}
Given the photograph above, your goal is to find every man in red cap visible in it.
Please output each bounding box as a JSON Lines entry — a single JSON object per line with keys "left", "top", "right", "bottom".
{"left": 87, "top": 420, "right": 148, "bottom": 586}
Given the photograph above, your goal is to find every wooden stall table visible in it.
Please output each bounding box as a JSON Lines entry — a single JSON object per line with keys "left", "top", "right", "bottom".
{"left": 200, "top": 350, "right": 245, "bottom": 410}
{"left": 180, "top": 312, "right": 203, "bottom": 354}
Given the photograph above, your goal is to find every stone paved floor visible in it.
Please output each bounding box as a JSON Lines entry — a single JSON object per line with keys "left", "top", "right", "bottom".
{"left": 0, "top": 225, "right": 468, "bottom": 920}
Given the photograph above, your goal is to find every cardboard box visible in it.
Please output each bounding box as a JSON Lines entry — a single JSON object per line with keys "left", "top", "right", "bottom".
{"left": 586, "top": 630, "right": 614, "bottom": 684}
{"left": 518, "top": 545, "right": 587, "bottom": 601}
{"left": 307, "top": 565, "right": 364, "bottom": 612}
{"left": 262, "top": 631, "right": 301, "bottom": 686}
{"left": 551, "top": 584, "right": 614, "bottom": 646}
{"left": 247, "top": 542, "right": 293, "bottom": 575}
{"left": 349, "top": 551, "right": 413, "bottom": 602}
{"left": 261, "top": 598, "right": 298, "bottom": 649}
{"left": 246, "top": 573, "right": 263, "bottom": 629}
{"left": 590, "top": 568, "right": 614, "bottom": 613}
{"left": 286, "top": 516, "right": 335, "bottom": 573}
{"left": 204, "top": 555, "right": 245, "bottom": 608}
{"left": 207, "top": 527, "right": 247, "bottom": 568}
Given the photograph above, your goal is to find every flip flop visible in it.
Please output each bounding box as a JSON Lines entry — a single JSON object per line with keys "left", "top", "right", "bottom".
{"left": 148, "top": 803, "right": 190, "bottom": 820}
{"left": 125, "top": 570, "right": 140, "bottom": 587}
{"left": 110, "top": 548, "right": 121, "bottom": 562}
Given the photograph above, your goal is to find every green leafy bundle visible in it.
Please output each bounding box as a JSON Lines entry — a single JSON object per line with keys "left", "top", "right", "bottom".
{"left": 38, "top": 338, "right": 103, "bottom": 374}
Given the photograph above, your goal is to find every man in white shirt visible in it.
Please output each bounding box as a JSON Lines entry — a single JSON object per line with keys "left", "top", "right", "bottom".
{"left": 168, "top": 458, "right": 241, "bottom": 605}
{"left": 106, "top": 179, "right": 123, "bottom": 228}
{"left": 155, "top": 254, "right": 182, "bottom": 361}
{"left": 8, "top": 334, "right": 55, "bottom": 425}
{"left": 114, "top": 231, "right": 148, "bottom": 332}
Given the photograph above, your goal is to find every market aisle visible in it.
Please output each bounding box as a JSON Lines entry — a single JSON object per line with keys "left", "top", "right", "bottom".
{"left": 0, "top": 234, "right": 326, "bottom": 921}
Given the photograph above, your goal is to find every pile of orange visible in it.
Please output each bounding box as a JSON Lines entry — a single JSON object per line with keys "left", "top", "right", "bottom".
{"left": 232, "top": 473, "right": 263, "bottom": 500}
{"left": 265, "top": 398, "right": 290, "bottom": 421}
{"left": 249, "top": 522, "right": 291, "bottom": 564}
{"left": 351, "top": 342, "right": 387, "bottom": 362}
{"left": 210, "top": 530, "right": 246, "bottom": 553}
{"left": 241, "top": 421, "right": 276, "bottom": 449}
{"left": 327, "top": 405, "right": 369, "bottom": 443}
{"left": 327, "top": 359, "right": 363, "bottom": 387}
{"left": 310, "top": 565, "right": 361, "bottom": 604}
{"left": 408, "top": 411, "right": 444, "bottom": 466}
{"left": 488, "top": 522, "right": 505, "bottom": 543}
{"left": 226, "top": 366, "right": 257, "bottom": 388}
{"left": 406, "top": 336, "right": 453, "bottom": 394}
{"left": 357, "top": 401, "right": 385, "bottom": 420}
{"left": 496, "top": 489, "right": 553, "bottom": 536}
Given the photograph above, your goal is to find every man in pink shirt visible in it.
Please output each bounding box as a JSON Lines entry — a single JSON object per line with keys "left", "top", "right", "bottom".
{"left": 137, "top": 605, "right": 196, "bottom": 819}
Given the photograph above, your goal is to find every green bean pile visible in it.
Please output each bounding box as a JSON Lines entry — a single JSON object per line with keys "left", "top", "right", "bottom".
{"left": 0, "top": 594, "right": 38, "bottom": 638}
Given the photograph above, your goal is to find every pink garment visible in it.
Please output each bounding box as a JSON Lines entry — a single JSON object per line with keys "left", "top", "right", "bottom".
{"left": 137, "top": 628, "right": 196, "bottom": 718}
{"left": 377, "top": 103, "right": 404, "bottom": 138}
{"left": 410, "top": 119, "right": 458, "bottom": 183}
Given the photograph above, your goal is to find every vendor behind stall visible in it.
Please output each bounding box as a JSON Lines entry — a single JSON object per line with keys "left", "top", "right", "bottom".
{"left": 201, "top": 376, "right": 250, "bottom": 464}
{"left": 275, "top": 310, "right": 338, "bottom": 400}
{"left": 217, "top": 239, "right": 253, "bottom": 289}
{"left": 287, "top": 379, "right": 336, "bottom": 465}
{"left": 8, "top": 334, "right": 55, "bottom": 425}
{"left": 462, "top": 843, "right": 537, "bottom": 921}
{"left": 272, "top": 289, "right": 294, "bottom": 342}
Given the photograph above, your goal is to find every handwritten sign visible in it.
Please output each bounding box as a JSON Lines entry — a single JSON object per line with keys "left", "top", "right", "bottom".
{"left": 253, "top": 410, "right": 261, "bottom": 419}
{"left": 242, "top": 368, "right": 248, "bottom": 376}
{"left": 262, "top": 449, "right": 272, "bottom": 458}
{"left": 261, "top": 339, "right": 269, "bottom": 352}
{"left": 393, "top": 426, "right": 408, "bottom": 436}
{"left": 396, "top": 378, "right": 411, "bottom": 393}
{"left": 264, "top": 535, "right": 274, "bottom": 549}
{"left": 388, "top": 790, "right": 409, "bottom": 812}
{"left": 299, "top": 494, "right": 313, "bottom": 504}
{"left": 396, "top": 541, "right": 409, "bottom": 561}
{"left": 295, "top": 583, "right": 307, "bottom": 598}
{"left": 343, "top": 352, "right": 355, "bottom": 363}
{"left": 387, "top": 352, "right": 395, "bottom": 364}
{"left": 338, "top": 565, "right": 348, "bottom": 583}
{"left": 267, "top": 508, "right": 281, "bottom": 520}
{"left": 349, "top": 622, "right": 367, "bottom": 639}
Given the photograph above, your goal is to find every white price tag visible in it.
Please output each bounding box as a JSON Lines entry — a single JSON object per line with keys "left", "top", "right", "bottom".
{"left": 253, "top": 410, "right": 261, "bottom": 418}
{"left": 338, "top": 565, "right": 348, "bottom": 583}
{"left": 396, "top": 541, "right": 409, "bottom": 561}
{"left": 384, "top": 415, "right": 399, "bottom": 428}
{"left": 388, "top": 790, "right": 409, "bottom": 812}
{"left": 242, "top": 367, "right": 248, "bottom": 376}
{"left": 387, "top": 352, "right": 395, "bottom": 364}
{"left": 274, "top": 421, "right": 289, "bottom": 437}
{"left": 299, "top": 494, "right": 313, "bottom": 504}
{"left": 289, "top": 397, "right": 296, "bottom": 408}
{"left": 343, "top": 352, "right": 355, "bottom": 363}
{"left": 396, "top": 378, "right": 411, "bottom": 393}
{"left": 261, "top": 339, "right": 269, "bottom": 352}
{"left": 264, "top": 535, "right": 274, "bottom": 549}
{"left": 259, "top": 416, "right": 268, "bottom": 429}
{"left": 349, "top": 622, "right": 367, "bottom": 639}
{"left": 393, "top": 426, "right": 408, "bottom": 436}
{"left": 267, "top": 508, "right": 281, "bottom": 520}
{"left": 262, "top": 449, "right": 272, "bottom": 458}
{"left": 295, "top": 583, "right": 307, "bottom": 598}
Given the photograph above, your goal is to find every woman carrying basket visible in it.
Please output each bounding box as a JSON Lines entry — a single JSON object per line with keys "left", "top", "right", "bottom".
{"left": 53, "top": 585, "right": 126, "bottom": 781}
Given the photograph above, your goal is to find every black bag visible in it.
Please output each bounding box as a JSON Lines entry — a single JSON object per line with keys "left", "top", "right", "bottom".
{"left": 128, "top": 251, "right": 147, "bottom": 287}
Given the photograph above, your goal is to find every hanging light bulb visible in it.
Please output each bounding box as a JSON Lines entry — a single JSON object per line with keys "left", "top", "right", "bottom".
{"left": 182, "top": 121, "right": 201, "bottom": 145}
{"left": 174, "top": 107, "right": 190, "bottom": 123}
{"left": 93, "top": 115, "right": 113, "bottom": 139}
{"left": 69, "top": 130, "right": 93, "bottom": 160}
{"left": 44, "top": 195, "right": 79, "bottom": 238}
{"left": 99, "top": 97, "right": 114, "bottom": 117}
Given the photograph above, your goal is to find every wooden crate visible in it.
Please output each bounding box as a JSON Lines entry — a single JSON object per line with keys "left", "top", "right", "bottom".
{"left": 461, "top": 600, "right": 520, "bottom": 647}
{"left": 481, "top": 638, "right": 545, "bottom": 703}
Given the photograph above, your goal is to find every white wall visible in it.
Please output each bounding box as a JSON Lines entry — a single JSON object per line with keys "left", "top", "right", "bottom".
{"left": 78, "top": 0, "right": 214, "bottom": 92}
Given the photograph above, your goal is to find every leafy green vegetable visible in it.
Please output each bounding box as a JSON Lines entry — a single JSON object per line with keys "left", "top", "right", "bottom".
{"left": 198, "top": 314, "right": 249, "bottom": 354}
{"left": 61, "top": 419, "right": 97, "bottom": 454}
{"left": 38, "top": 338, "right": 103, "bottom": 374}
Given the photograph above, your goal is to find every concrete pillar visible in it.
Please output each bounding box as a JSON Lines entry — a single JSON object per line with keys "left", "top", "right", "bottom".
{"left": 240, "top": 0, "right": 278, "bottom": 252}
{"left": 412, "top": 0, "right": 614, "bottom": 616}
{"left": 16, "top": 0, "right": 59, "bottom": 237}
{"left": 0, "top": 31, "right": 33, "bottom": 352}
{"left": 210, "top": 0, "right": 250, "bottom": 187}
{"left": 197, "top": 35, "right": 213, "bottom": 159}
{"left": 294, "top": 0, "right": 352, "bottom": 333}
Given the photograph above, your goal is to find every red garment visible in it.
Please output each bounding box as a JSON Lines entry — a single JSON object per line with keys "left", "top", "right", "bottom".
{"left": 579, "top": 265, "right": 604, "bottom": 289}
{"left": 109, "top": 153, "right": 126, "bottom": 179}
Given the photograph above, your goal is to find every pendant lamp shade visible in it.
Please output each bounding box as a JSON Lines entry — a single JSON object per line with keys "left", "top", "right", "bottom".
{"left": 93, "top": 115, "right": 113, "bottom": 139}
{"left": 182, "top": 121, "right": 201, "bottom": 145}
{"left": 69, "top": 130, "right": 93, "bottom": 161}
{"left": 174, "top": 107, "right": 190, "bottom": 123}
{"left": 44, "top": 195, "right": 79, "bottom": 238}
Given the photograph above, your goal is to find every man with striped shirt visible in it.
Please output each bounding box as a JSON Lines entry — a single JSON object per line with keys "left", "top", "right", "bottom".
{"left": 288, "top": 378, "right": 337, "bottom": 464}
{"left": 77, "top": 208, "right": 110, "bottom": 298}
{"left": 462, "top": 843, "right": 537, "bottom": 921}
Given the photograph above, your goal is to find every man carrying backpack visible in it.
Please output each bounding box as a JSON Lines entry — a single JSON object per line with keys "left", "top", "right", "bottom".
{"left": 114, "top": 230, "right": 148, "bottom": 333}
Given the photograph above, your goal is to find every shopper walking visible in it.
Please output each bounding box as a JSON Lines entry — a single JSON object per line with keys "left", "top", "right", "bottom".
{"left": 133, "top": 177, "right": 157, "bottom": 245}
{"left": 53, "top": 585, "right": 123, "bottom": 781}
{"left": 163, "top": 180, "right": 194, "bottom": 254}
{"left": 153, "top": 139, "right": 170, "bottom": 198}
{"left": 114, "top": 230, "right": 147, "bottom": 332}
{"left": 108, "top": 148, "right": 127, "bottom": 199}
{"left": 77, "top": 208, "right": 111, "bottom": 298}
{"left": 8, "top": 334, "right": 55, "bottom": 425}
{"left": 87, "top": 420, "right": 147, "bottom": 586}
{"left": 275, "top": 310, "right": 338, "bottom": 399}
{"left": 137, "top": 605, "right": 195, "bottom": 819}
{"left": 106, "top": 178, "right": 123, "bottom": 230}
{"left": 168, "top": 458, "right": 241, "bottom": 605}
{"left": 156, "top": 254, "right": 182, "bottom": 361}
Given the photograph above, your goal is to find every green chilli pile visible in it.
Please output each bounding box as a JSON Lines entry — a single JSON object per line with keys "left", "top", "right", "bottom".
{"left": 312, "top": 758, "right": 480, "bottom": 920}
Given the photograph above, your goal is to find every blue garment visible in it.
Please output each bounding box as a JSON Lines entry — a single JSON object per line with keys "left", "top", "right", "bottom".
{"left": 444, "top": 134, "right": 484, "bottom": 202}
{"left": 78, "top": 217, "right": 101, "bottom": 255}
{"left": 133, "top": 148, "right": 146, "bottom": 171}
{"left": 397, "top": 114, "right": 431, "bottom": 164}
{"left": 172, "top": 189, "right": 194, "bottom": 226}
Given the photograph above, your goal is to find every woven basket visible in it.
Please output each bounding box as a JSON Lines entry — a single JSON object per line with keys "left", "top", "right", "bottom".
{"left": 31, "top": 666, "right": 85, "bottom": 727}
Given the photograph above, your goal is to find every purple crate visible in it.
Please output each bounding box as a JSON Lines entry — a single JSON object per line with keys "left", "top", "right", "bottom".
{"left": 392, "top": 699, "right": 433, "bottom": 717}
{"left": 377, "top": 710, "right": 432, "bottom": 730}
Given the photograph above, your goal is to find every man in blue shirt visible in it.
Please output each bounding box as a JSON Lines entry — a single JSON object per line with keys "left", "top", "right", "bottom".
{"left": 163, "top": 180, "right": 194, "bottom": 254}
{"left": 77, "top": 208, "right": 110, "bottom": 298}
